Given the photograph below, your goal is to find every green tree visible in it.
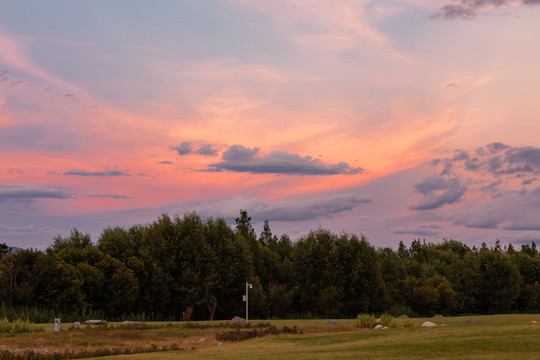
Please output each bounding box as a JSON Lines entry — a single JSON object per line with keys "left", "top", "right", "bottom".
{"left": 293, "top": 229, "right": 344, "bottom": 317}
{"left": 0, "top": 243, "right": 10, "bottom": 258}
{"left": 377, "top": 247, "right": 404, "bottom": 307}
{"left": 97, "top": 225, "right": 142, "bottom": 262}
{"left": 55, "top": 245, "right": 139, "bottom": 317}
{"left": 476, "top": 249, "right": 520, "bottom": 313}
{"left": 259, "top": 220, "right": 278, "bottom": 247}
{"left": 47, "top": 228, "right": 92, "bottom": 255}
{"left": 235, "top": 210, "right": 256, "bottom": 242}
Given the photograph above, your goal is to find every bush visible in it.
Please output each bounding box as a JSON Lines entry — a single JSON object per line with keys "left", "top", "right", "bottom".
{"left": 215, "top": 324, "right": 300, "bottom": 342}
{"left": 379, "top": 313, "right": 393, "bottom": 327}
{"left": 0, "top": 318, "right": 42, "bottom": 333}
{"left": 356, "top": 314, "right": 377, "bottom": 328}
{"left": 215, "top": 326, "right": 280, "bottom": 342}
{"left": 378, "top": 314, "right": 414, "bottom": 328}
{"left": 400, "top": 319, "right": 414, "bottom": 328}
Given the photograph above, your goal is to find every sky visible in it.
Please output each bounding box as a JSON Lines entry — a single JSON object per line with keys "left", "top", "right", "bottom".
{"left": 1, "top": 0, "right": 540, "bottom": 250}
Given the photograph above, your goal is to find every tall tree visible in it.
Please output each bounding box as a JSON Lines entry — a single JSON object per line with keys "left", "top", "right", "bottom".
{"left": 0, "top": 243, "right": 10, "bottom": 258}
{"left": 476, "top": 249, "right": 520, "bottom": 313}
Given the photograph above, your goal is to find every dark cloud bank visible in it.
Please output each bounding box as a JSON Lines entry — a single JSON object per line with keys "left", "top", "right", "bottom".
{"left": 0, "top": 185, "right": 72, "bottom": 201}
{"left": 433, "top": 143, "right": 540, "bottom": 179}
{"left": 412, "top": 143, "right": 540, "bottom": 232}
{"left": 209, "top": 145, "right": 363, "bottom": 175}
{"left": 410, "top": 176, "right": 467, "bottom": 210}
{"left": 169, "top": 142, "right": 363, "bottom": 175}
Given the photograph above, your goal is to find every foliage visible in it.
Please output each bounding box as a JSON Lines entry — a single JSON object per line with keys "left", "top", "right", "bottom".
{"left": 356, "top": 314, "right": 377, "bottom": 328}
{"left": 2, "top": 211, "right": 539, "bottom": 321}
{"left": 377, "top": 313, "right": 413, "bottom": 328}
{"left": 215, "top": 323, "right": 298, "bottom": 342}
{"left": 0, "top": 243, "right": 10, "bottom": 258}
{"left": 0, "top": 318, "right": 41, "bottom": 333}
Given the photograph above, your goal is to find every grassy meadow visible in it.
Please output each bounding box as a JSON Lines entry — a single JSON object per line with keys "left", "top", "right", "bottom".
{"left": 0, "top": 315, "right": 538, "bottom": 360}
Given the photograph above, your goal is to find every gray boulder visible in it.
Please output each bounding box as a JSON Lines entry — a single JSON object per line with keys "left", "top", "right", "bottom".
{"left": 229, "top": 316, "right": 246, "bottom": 325}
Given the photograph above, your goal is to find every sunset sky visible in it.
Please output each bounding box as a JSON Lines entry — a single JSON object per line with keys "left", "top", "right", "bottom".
{"left": 1, "top": 0, "right": 540, "bottom": 250}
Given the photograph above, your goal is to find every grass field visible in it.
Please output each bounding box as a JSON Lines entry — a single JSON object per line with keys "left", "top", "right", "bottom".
{"left": 1, "top": 315, "right": 538, "bottom": 359}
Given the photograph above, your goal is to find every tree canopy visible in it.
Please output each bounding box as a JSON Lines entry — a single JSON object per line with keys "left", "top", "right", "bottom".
{"left": 1, "top": 212, "right": 539, "bottom": 322}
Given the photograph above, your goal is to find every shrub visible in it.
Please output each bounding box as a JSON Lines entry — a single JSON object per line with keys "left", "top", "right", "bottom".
{"left": 378, "top": 314, "right": 414, "bottom": 328}
{"left": 282, "top": 325, "right": 298, "bottom": 334}
{"left": 400, "top": 319, "right": 414, "bottom": 328}
{"left": 215, "top": 326, "right": 280, "bottom": 342}
{"left": 215, "top": 324, "right": 298, "bottom": 342}
{"left": 0, "top": 318, "right": 42, "bottom": 333}
{"left": 356, "top": 314, "right": 377, "bottom": 328}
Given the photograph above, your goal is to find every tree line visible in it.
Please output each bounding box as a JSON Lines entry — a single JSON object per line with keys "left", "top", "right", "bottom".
{"left": 0, "top": 210, "right": 539, "bottom": 322}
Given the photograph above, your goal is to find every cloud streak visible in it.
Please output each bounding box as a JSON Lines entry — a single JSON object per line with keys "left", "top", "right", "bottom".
{"left": 199, "top": 194, "right": 371, "bottom": 222}
{"left": 0, "top": 184, "right": 72, "bottom": 201}
{"left": 394, "top": 227, "right": 441, "bottom": 236}
{"left": 207, "top": 145, "right": 364, "bottom": 175}
{"left": 452, "top": 186, "right": 540, "bottom": 230}
{"left": 64, "top": 169, "right": 130, "bottom": 176}
{"left": 85, "top": 194, "right": 133, "bottom": 199}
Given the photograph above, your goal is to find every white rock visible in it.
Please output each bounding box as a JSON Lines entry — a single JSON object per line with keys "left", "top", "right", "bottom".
{"left": 422, "top": 321, "right": 437, "bottom": 327}
{"left": 374, "top": 324, "right": 384, "bottom": 330}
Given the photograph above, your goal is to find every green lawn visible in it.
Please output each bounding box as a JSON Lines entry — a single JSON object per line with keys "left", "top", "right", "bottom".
{"left": 74, "top": 315, "right": 539, "bottom": 360}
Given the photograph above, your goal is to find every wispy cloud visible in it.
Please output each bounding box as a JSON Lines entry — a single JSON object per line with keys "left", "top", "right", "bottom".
{"left": 85, "top": 194, "right": 133, "bottom": 199}
{"left": 452, "top": 185, "right": 540, "bottom": 230}
{"left": 394, "top": 227, "right": 441, "bottom": 236}
{"left": 64, "top": 169, "right": 130, "bottom": 176}
{"left": 198, "top": 194, "right": 370, "bottom": 222}
{"left": 0, "top": 224, "right": 65, "bottom": 243}
{"left": 231, "top": 0, "right": 391, "bottom": 49}
{"left": 0, "top": 33, "right": 81, "bottom": 91}
{"left": 206, "top": 145, "right": 364, "bottom": 175}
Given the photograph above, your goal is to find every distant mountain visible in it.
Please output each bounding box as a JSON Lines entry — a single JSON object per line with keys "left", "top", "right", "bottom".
{"left": 1, "top": 244, "right": 23, "bottom": 253}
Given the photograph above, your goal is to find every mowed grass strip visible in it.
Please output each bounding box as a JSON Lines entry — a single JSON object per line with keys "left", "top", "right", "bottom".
{"left": 74, "top": 315, "right": 539, "bottom": 360}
